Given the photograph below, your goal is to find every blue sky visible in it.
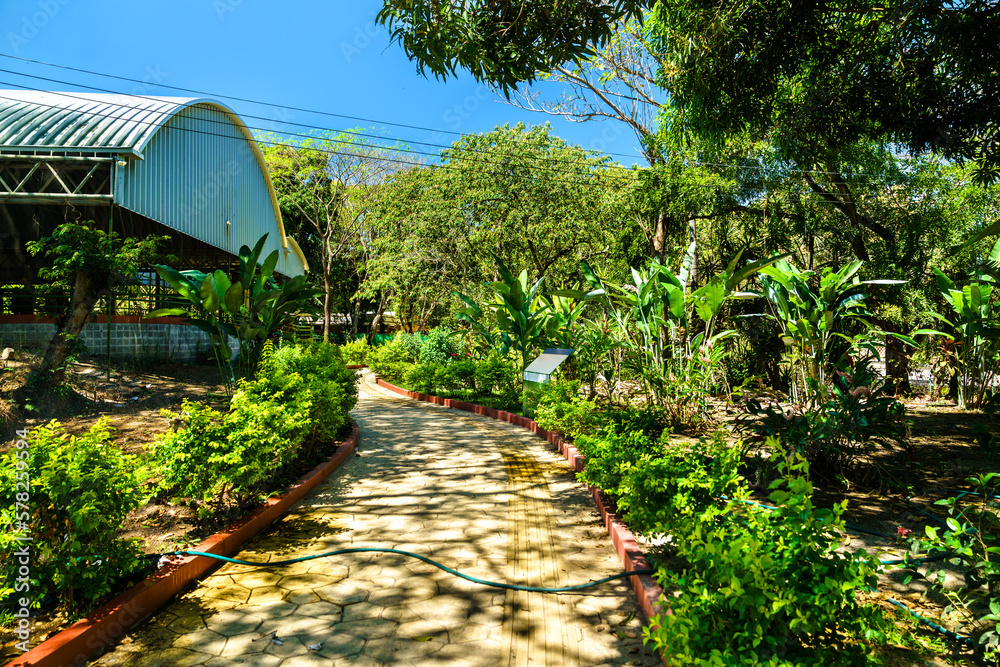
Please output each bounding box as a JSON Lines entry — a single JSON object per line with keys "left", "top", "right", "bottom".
{"left": 0, "top": 0, "right": 646, "bottom": 166}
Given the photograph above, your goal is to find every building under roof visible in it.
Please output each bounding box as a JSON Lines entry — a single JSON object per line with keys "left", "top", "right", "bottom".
{"left": 0, "top": 89, "right": 307, "bottom": 286}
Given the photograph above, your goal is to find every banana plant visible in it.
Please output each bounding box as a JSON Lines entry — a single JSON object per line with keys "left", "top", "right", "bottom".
{"left": 575, "top": 243, "right": 789, "bottom": 406}
{"left": 149, "top": 266, "right": 243, "bottom": 391}
{"left": 539, "top": 292, "right": 589, "bottom": 350}
{"left": 149, "top": 234, "right": 321, "bottom": 392}
{"left": 453, "top": 292, "right": 499, "bottom": 352}
{"left": 758, "top": 259, "right": 907, "bottom": 405}
{"left": 453, "top": 255, "right": 551, "bottom": 378}
{"left": 914, "top": 267, "right": 1000, "bottom": 409}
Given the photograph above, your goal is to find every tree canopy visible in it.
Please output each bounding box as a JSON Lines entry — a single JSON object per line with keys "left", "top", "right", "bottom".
{"left": 376, "top": 0, "right": 645, "bottom": 92}
{"left": 648, "top": 0, "right": 1000, "bottom": 182}
{"left": 380, "top": 0, "right": 1000, "bottom": 181}
{"left": 363, "top": 123, "right": 640, "bottom": 329}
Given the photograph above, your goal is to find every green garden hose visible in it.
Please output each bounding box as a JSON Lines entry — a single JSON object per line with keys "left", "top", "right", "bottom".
{"left": 149, "top": 487, "right": 980, "bottom": 648}
{"left": 164, "top": 547, "right": 654, "bottom": 594}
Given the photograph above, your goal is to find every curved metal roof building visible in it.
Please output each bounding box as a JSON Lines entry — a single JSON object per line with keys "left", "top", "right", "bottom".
{"left": 0, "top": 90, "right": 307, "bottom": 278}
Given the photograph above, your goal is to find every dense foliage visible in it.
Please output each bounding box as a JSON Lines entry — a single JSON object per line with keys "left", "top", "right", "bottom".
{"left": 575, "top": 430, "right": 888, "bottom": 664}
{"left": 904, "top": 474, "right": 1000, "bottom": 663}
{"left": 150, "top": 235, "right": 322, "bottom": 393}
{"left": 0, "top": 420, "right": 146, "bottom": 617}
{"left": 25, "top": 222, "right": 168, "bottom": 387}
{"left": 155, "top": 342, "right": 357, "bottom": 506}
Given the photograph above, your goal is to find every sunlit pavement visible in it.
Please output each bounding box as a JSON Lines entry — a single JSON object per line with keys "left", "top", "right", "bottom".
{"left": 90, "top": 371, "right": 659, "bottom": 666}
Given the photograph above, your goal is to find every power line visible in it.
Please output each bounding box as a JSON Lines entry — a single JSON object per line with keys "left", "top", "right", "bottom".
{"left": 0, "top": 52, "right": 908, "bottom": 181}
{"left": 0, "top": 76, "right": 638, "bottom": 187}
{"left": 0, "top": 84, "right": 618, "bottom": 189}
{"left": 0, "top": 82, "right": 956, "bottom": 203}
{"left": 0, "top": 52, "right": 659, "bottom": 164}
{"left": 0, "top": 53, "right": 471, "bottom": 138}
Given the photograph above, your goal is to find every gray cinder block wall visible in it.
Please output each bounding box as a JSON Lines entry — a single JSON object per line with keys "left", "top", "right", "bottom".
{"left": 0, "top": 321, "right": 215, "bottom": 364}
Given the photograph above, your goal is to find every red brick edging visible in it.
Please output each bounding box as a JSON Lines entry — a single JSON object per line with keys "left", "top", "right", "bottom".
{"left": 8, "top": 424, "right": 360, "bottom": 667}
{"left": 373, "top": 377, "right": 666, "bottom": 624}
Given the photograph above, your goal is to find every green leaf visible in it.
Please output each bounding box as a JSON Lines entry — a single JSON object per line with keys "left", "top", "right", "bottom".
{"left": 155, "top": 265, "right": 200, "bottom": 304}
{"left": 580, "top": 260, "right": 604, "bottom": 291}
{"left": 260, "top": 249, "right": 279, "bottom": 280}
{"left": 693, "top": 275, "right": 726, "bottom": 322}
{"left": 933, "top": 267, "right": 954, "bottom": 293}
{"left": 951, "top": 218, "right": 1000, "bottom": 252}
{"left": 224, "top": 283, "right": 244, "bottom": 314}
{"left": 146, "top": 308, "right": 189, "bottom": 318}
{"left": 200, "top": 276, "right": 219, "bottom": 313}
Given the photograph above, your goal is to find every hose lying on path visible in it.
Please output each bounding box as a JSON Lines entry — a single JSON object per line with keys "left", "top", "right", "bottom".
{"left": 146, "top": 486, "right": 985, "bottom": 647}
{"left": 159, "top": 546, "right": 655, "bottom": 594}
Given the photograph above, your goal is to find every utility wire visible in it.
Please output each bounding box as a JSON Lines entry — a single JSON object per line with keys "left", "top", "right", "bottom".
{"left": 0, "top": 67, "right": 628, "bottom": 179}
{"left": 0, "top": 84, "right": 612, "bottom": 189}
{"left": 0, "top": 67, "right": 898, "bottom": 193}
{"left": 0, "top": 52, "right": 920, "bottom": 182}
{"left": 0, "top": 81, "right": 953, "bottom": 203}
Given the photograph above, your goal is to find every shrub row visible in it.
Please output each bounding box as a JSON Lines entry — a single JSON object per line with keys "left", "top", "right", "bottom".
{"left": 362, "top": 331, "right": 521, "bottom": 411}
{"left": 574, "top": 429, "right": 888, "bottom": 665}
{"left": 156, "top": 342, "right": 357, "bottom": 506}
{"left": 0, "top": 341, "right": 357, "bottom": 619}
{"left": 0, "top": 419, "right": 147, "bottom": 617}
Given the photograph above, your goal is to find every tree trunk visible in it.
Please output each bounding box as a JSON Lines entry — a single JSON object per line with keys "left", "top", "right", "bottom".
{"left": 367, "top": 294, "right": 389, "bottom": 344}
{"left": 350, "top": 299, "right": 362, "bottom": 340}
{"left": 652, "top": 211, "right": 667, "bottom": 263}
{"left": 322, "top": 272, "right": 331, "bottom": 344}
{"left": 687, "top": 216, "right": 698, "bottom": 288}
{"left": 34, "top": 270, "right": 102, "bottom": 386}
{"left": 884, "top": 331, "right": 912, "bottom": 395}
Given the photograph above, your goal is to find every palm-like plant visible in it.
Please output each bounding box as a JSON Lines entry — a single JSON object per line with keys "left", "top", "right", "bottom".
{"left": 150, "top": 235, "right": 322, "bottom": 392}
{"left": 916, "top": 261, "right": 1000, "bottom": 409}
{"left": 758, "top": 260, "right": 906, "bottom": 405}
{"left": 580, "top": 243, "right": 787, "bottom": 408}
{"left": 454, "top": 255, "right": 552, "bottom": 379}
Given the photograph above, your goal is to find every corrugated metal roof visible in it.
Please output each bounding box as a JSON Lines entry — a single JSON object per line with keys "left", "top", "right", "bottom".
{"left": 0, "top": 90, "right": 308, "bottom": 276}
{"left": 0, "top": 90, "right": 206, "bottom": 157}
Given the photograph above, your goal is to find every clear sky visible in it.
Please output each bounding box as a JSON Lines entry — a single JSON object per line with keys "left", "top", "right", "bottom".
{"left": 0, "top": 0, "right": 647, "bottom": 166}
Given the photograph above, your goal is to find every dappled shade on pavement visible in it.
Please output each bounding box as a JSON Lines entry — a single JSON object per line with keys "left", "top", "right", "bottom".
{"left": 89, "top": 371, "right": 659, "bottom": 666}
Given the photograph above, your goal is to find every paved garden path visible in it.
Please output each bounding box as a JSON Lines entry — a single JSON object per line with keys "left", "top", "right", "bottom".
{"left": 91, "top": 372, "right": 660, "bottom": 667}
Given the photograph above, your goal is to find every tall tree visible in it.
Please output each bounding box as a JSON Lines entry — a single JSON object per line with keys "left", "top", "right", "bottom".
{"left": 648, "top": 0, "right": 1000, "bottom": 182}
{"left": 380, "top": 1, "right": 999, "bottom": 181}
{"left": 377, "top": 0, "right": 645, "bottom": 92}
{"left": 263, "top": 133, "right": 403, "bottom": 342}
{"left": 364, "top": 124, "right": 638, "bottom": 327}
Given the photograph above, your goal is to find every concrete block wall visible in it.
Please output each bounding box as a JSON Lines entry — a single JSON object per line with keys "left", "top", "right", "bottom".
{"left": 0, "top": 321, "right": 215, "bottom": 364}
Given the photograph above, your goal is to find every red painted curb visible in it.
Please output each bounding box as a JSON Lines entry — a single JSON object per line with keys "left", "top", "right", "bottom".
{"left": 8, "top": 425, "right": 359, "bottom": 667}
{"left": 373, "top": 376, "right": 666, "bottom": 626}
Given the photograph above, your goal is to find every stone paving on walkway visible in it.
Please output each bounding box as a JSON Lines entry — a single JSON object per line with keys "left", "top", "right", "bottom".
{"left": 90, "top": 371, "right": 661, "bottom": 666}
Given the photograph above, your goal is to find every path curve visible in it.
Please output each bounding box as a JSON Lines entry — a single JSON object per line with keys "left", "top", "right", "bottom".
{"left": 90, "top": 372, "right": 660, "bottom": 666}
